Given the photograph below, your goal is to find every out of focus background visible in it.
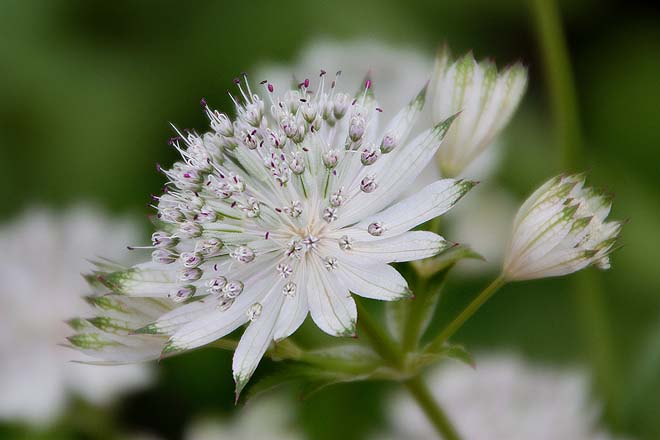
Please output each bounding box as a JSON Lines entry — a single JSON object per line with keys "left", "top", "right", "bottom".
{"left": 1, "top": 0, "right": 659, "bottom": 439}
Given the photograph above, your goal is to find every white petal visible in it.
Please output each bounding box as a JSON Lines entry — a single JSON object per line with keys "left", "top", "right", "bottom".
{"left": 513, "top": 247, "right": 593, "bottom": 280}
{"left": 168, "top": 269, "right": 279, "bottom": 350}
{"left": 68, "top": 319, "right": 164, "bottom": 364}
{"left": 379, "top": 85, "right": 427, "bottom": 150}
{"left": 333, "top": 255, "right": 410, "bottom": 301}
{"left": 505, "top": 204, "right": 579, "bottom": 279}
{"left": 339, "top": 231, "right": 449, "bottom": 263}
{"left": 146, "top": 297, "right": 218, "bottom": 335}
{"left": 232, "top": 290, "right": 284, "bottom": 394}
{"left": 349, "top": 179, "right": 475, "bottom": 239}
{"left": 105, "top": 262, "right": 178, "bottom": 297}
{"left": 335, "top": 115, "right": 458, "bottom": 227}
{"left": 307, "top": 257, "right": 357, "bottom": 337}
{"left": 273, "top": 263, "right": 309, "bottom": 341}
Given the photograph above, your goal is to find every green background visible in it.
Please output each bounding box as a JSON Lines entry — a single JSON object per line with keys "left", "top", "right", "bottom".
{"left": 1, "top": 0, "right": 659, "bottom": 439}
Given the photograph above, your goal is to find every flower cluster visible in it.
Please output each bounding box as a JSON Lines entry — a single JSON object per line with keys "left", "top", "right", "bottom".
{"left": 383, "top": 354, "right": 622, "bottom": 440}
{"left": 503, "top": 174, "right": 623, "bottom": 281}
{"left": 0, "top": 207, "right": 152, "bottom": 426}
{"left": 70, "top": 73, "right": 475, "bottom": 393}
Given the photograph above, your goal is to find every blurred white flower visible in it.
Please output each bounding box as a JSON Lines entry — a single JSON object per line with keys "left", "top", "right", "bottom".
{"left": 70, "top": 73, "right": 475, "bottom": 395}
{"left": 503, "top": 174, "right": 623, "bottom": 281}
{"left": 384, "top": 354, "right": 620, "bottom": 440}
{"left": 431, "top": 46, "right": 527, "bottom": 178}
{"left": 185, "top": 395, "right": 303, "bottom": 440}
{"left": 445, "top": 186, "right": 518, "bottom": 274}
{"left": 0, "top": 206, "right": 153, "bottom": 427}
{"left": 256, "top": 39, "right": 432, "bottom": 116}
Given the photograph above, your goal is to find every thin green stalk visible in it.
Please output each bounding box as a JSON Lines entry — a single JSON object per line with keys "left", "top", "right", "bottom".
{"left": 402, "top": 276, "right": 430, "bottom": 352}
{"left": 427, "top": 275, "right": 506, "bottom": 353}
{"left": 402, "top": 267, "right": 452, "bottom": 353}
{"left": 355, "top": 299, "right": 403, "bottom": 368}
{"left": 355, "top": 299, "right": 462, "bottom": 439}
{"left": 575, "top": 270, "right": 621, "bottom": 422}
{"left": 530, "top": 0, "right": 583, "bottom": 169}
{"left": 530, "top": 0, "right": 621, "bottom": 424}
{"left": 404, "top": 375, "right": 463, "bottom": 440}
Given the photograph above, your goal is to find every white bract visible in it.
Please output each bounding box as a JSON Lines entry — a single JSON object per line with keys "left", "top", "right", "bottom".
{"left": 503, "top": 174, "right": 622, "bottom": 281}
{"left": 70, "top": 73, "right": 475, "bottom": 394}
{"left": 431, "top": 46, "right": 528, "bottom": 177}
{"left": 0, "top": 207, "right": 152, "bottom": 427}
{"left": 384, "top": 354, "right": 621, "bottom": 440}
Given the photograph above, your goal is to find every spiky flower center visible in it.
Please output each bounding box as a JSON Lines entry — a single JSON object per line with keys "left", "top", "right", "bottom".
{"left": 150, "top": 72, "right": 395, "bottom": 318}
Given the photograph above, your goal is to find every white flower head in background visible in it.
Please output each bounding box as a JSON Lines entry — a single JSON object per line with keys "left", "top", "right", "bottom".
{"left": 70, "top": 73, "right": 476, "bottom": 395}
{"left": 445, "top": 186, "right": 518, "bottom": 274}
{"left": 185, "top": 394, "right": 303, "bottom": 440}
{"left": 384, "top": 354, "right": 621, "bottom": 440}
{"left": 0, "top": 207, "right": 153, "bottom": 427}
{"left": 431, "top": 45, "right": 528, "bottom": 178}
{"left": 503, "top": 173, "right": 623, "bottom": 281}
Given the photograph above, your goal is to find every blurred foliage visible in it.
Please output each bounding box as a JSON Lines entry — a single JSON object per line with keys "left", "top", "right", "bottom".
{"left": 1, "top": 0, "right": 659, "bottom": 439}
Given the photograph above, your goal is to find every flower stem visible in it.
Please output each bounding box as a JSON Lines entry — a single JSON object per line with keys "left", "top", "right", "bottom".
{"left": 530, "top": 0, "right": 621, "bottom": 424}
{"left": 355, "top": 299, "right": 462, "bottom": 439}
{"left": 402, "top": 267, "right": 452, "bottom": 353}
{"left": 404, "top": 375, "right": 462, "bottom": 440}
{"left": 427, "top": 275, "right": 507, "bottom": 353}
{"left": 355, "top": 299, "right": 403, "bottom": 368}
{"left": 530, "top": 0, "right": 583, "bottom": 169}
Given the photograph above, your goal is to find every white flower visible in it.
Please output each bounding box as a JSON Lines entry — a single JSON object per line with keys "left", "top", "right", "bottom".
{"left": 383, "top": 354, "right": 622, "bottom": 440}
{"left": 0, "top": 207, "right": 153, "bottom": 427}
{"left": 185, "top": 395, "right": 303, "bottom": 440}
{"left": 431, "top": 46, "right": 528, "bottom": 177}
{"left": 71, "top": 74, "right": 476, "bottom": 394}
{"left": 503, "top": 174, "right": 623, "bottom": 281}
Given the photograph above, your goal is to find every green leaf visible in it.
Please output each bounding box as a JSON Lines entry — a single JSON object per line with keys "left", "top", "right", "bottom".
{"left": 437, "top": 343, "right": 476, "bottom": 369}
{"left": 408, "top": 343, "right": 476, "bottom": 372}
{"left": 243, "top": 363, "right": 365, "bottom": 403}
{"left": 242, "top": 345, "right": 396, "bottom": 403}
{"left": 385, "top": 296, "right": 409, "bottom": 343}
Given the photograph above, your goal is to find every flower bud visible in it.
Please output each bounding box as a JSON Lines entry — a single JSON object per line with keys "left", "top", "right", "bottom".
{"left": 503, "top": 174, "right": 622, "bottom": 281}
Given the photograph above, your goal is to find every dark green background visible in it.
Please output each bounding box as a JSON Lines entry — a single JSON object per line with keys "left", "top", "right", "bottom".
{"left": 1, "top": 0, "right": 659, "bottom": 439}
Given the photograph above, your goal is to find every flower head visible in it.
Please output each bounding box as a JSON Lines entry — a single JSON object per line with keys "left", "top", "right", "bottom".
{"left": 71, "top": 73, "right": 475, "bottom": 393}
{"left": 383, "top": 354, "right": 622, "bottom": 440}
{"left": 0, "top": 207, "right": 152, "bottom": 427}
{"left": 503, "top": 174, "right": 623, "bottom": 281}
{"left": 431, "top": 46, "right": 527, "bottom": 177}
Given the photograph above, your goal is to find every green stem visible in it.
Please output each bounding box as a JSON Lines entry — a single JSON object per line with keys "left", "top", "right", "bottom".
{"left": 530, "top": 0, "right": 620, "bottom": 424}
{"left": 427, "top": 275, "right": 506, "bottom": 353}
{"left": 355, "top": 299, "right": 404, "bottom": 368}
{"left": 404, "top": 375, "right": 462, "bottom": 440}
{"left": 530, "top": 0, "right": 583, "bottom": 169}
{"left": 402, "top": 267, "right": 452, "bottom": 353}
{"left": 575, "top": 270, "right": 621, "bottom": 422}
{"left": 355, "top": 298, "right": 462, "bottom": 439}
{"left": 402, "top": 276, "right": 430, "bottom": 352}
